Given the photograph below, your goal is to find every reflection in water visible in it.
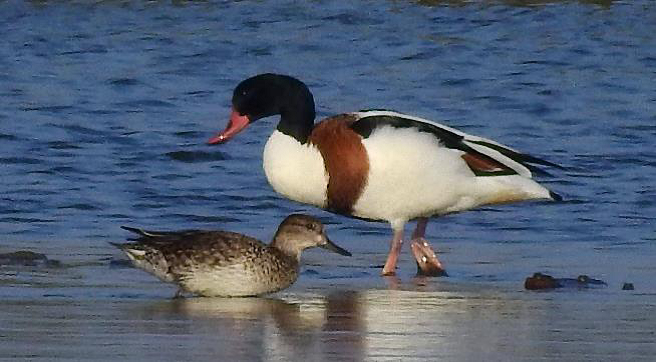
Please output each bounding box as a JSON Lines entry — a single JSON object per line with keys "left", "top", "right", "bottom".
{"left": 124, "top": 289, "right": 551, "bottom": 361}
{"left": 323, "top": 291, "right": 365, "bottom": 361}
{"left": 132, "top": 297, "right": 311, "bottom": 360}
{"left": 131, "top": 293, "right": 365, "bottom": 361}
{"left": 1, "top": 288, "right": 654, "bottom": 360}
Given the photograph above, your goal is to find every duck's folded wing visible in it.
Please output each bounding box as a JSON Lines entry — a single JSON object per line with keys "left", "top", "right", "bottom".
{"left": 120, "top": 226, "right": 207, "bottom": 243}
{"left": 350, "top": 110, "right": 562, "bottom": 178}
{"left": 120, "top": 227, "right": 264, "bottom": 259}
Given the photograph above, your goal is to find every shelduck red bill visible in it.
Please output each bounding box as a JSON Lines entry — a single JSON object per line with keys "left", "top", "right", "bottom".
{"left": 207, "top": 108, "right": 251, "bottom": 144}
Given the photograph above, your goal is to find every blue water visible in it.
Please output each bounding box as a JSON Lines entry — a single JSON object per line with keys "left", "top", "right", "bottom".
{"left": 1, "top": 1, "right": 655, "bottom": 360}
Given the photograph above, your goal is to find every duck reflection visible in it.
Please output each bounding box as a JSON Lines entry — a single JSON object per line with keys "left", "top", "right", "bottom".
{"left": 131, "top": 292, "right": 365, "bottom": 361}
{"left": 321, "top": 291, "right": 365, "bottom": 361}
{"left": 126, "top": 286, "right": 558, "bottom": 361}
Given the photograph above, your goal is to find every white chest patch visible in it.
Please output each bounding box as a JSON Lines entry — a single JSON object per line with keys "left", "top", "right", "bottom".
{"left": 262, "top": 131, "right": 328, "bottom": 208}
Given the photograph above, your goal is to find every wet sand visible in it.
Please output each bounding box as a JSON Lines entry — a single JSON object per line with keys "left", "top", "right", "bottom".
{"left": 1, "top": 252, "right": 654, "bottom": 362}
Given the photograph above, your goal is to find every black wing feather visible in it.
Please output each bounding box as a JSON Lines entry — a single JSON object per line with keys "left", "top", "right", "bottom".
{"left": 350, "top": 113, "right": 561, "bottom": 177}
{"left": 350, "top": 115, "right": 515, "bottom": 176}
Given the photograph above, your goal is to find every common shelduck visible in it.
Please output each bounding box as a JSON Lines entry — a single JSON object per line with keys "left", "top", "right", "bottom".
{"left": 113, "top": 214, "right": 351, "bottom": 297}
{"left": 208, "top": 74, "right": 562, "bottom": 276}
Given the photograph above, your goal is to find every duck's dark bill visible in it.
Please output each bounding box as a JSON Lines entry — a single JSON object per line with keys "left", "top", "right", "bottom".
{"left": 208, "top": 108, "right": 250, "bottom": 144}
{"left": 321, "top": 238, "right": 351, "bottom": 256}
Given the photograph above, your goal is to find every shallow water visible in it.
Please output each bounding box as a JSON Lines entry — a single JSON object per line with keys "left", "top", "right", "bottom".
{"left": 1, "top": 0, "right": 655, "bottom": 360}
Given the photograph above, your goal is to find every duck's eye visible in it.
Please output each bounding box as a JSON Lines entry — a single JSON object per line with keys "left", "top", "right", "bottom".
{"left": 306, "top": 222, "right": 319, "bottom": 231}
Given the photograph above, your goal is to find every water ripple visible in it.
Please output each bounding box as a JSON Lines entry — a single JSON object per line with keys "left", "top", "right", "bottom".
{"left": 57, "top": 203, "right": 100, "bottom": 211}
{"left": 47, "top": 141, "right": 82, "bottom": 150}
{"left": 165, "top": 150, "right": 226, "bottom": 163}
{"left": 107, "top": 77, "right": 141, "bottom": 87}
{"left": 158, "top": 214, "right": 241, "bottom": 224}
{"left": 113, "top": 100, "right": 176, "bottom": 108}
{"left": 21, "top": 105, "right": 75, "bottom": 113}
{"left": 0, "top": 133, "right": 19, "bottom": 141}
{"left": 1, "top": 157, "right": 42, "bottom": 165}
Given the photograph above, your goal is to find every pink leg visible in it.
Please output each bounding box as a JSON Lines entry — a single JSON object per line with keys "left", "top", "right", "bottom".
{"left": 411, "top": 217, "right": 428, "bottom": 240}
{"left": 381, "top": 227, "right": 404, "bottom": 276}
{"left": 409, "top": 218, "right": 447, "bottom": 277}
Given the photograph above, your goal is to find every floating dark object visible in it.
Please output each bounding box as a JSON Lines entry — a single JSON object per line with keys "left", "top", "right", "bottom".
{"left": 0, "top": 250, "right": 61, "bottom": 268}
{"left": 622, "top": 283, "right": 635, "bottom": 291}
{"left": 524, "top": 272, "right": 607, "bottom": 290}
{"left": 524, "top": 272, "right": 557, "bottom": 290}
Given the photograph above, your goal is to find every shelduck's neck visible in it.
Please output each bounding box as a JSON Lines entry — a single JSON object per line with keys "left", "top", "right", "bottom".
{"left": 275, "top": 77, "right": 316, "bottom": 144}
